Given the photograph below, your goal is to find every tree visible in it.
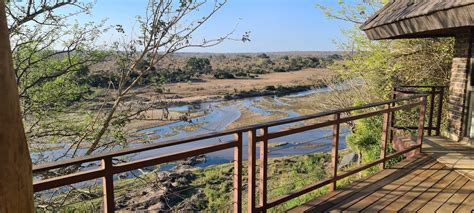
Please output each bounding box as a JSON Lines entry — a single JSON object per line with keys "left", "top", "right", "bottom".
{"left": 317, "top": 0, "right": 453, "bottom": 99}
{"left": 0, "top": 1, "right": 33, "bottom": 211}
{"left": 81, "top": 0, "right": 248, "bottom": 155}
{"left": 186, "top": 57, "right": 212, "bottom": 76}
{"left": 317, "top": 0, "right": 453, "bottom": 164}
{"left": 6, "top": 0, "right": 108, "bottom": 163}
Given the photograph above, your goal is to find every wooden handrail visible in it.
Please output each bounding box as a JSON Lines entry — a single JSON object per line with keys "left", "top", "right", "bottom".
{"left": 33, "top": 94, "right": 429, "bottom": 212}
{"left": 255, "top": 96, "right": 427, "bottom": 212}
{"left": 393, "top": 86, "right": 446, "bottom": 136}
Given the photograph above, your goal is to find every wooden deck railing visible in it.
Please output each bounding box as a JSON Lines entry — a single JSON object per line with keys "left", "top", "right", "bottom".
{"left": 33, "top": 94, "right": 428, "bottom": 213}
{"left": 392, "top": 86, "right": 447, "bottom": 136}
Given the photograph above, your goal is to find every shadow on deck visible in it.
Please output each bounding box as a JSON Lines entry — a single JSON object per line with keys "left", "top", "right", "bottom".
{"left": 289, "top": 136, "right": 474, "bottom": 213}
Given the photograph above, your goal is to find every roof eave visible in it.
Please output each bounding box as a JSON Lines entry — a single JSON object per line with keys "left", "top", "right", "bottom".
{"left": 362, "top": 3, "right": 474, "bottom": 40}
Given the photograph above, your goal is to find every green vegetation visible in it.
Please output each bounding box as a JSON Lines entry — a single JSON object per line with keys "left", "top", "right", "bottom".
{"left": 84, "top": 53, "right": 341, "bottom": 88}
{"left": 316, "top": 0, "right": 453, "bottom": 169}
{"left": 224, "top": 84, "right": 326, "bottom": 100}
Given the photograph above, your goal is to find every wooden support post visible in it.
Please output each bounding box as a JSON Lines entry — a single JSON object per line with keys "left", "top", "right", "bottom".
{"left": 428, "top": 87, "right": 436, "bottom": 136}
{"left": 381, "top": 104, "right": 391, "bottom": 170}
{"left": 102, "top": 157, "right": 115, "bottom": 213}
{"left": 390, "top": 88, "right": 397, "bottom": 144}
{"left": 258, "top": 127, "right": 268, "bottom": 212}
{"left": 248, "top": 129, "right": 257, "bottom": 213}
{"left": 331, "top": 113, "right": 340, "bottom": 191}
{"left": 0, "top": 3, "right": 34, "bottom": 212}
{"left": 233, "top": 132, "right": 243, "bottom": 213}
{"left": 417, "top": 97, "right": 427, "bottom": 152}
{"left": 436, "top": 88, "right": 444, "bottom": 136}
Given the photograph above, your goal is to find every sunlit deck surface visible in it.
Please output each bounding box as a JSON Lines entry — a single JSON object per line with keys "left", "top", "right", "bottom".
{"left": 289, "top": 136, "right": 474, "bottom": 213}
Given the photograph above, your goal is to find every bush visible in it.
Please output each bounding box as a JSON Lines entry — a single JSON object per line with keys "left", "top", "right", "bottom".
{"left": 186, "top": 57, "right": 212, "bottom": 75}
{"left": 213, "top": 71, "right": 235, "bottom": 79}
{"left": 265, "top": 85, "right": 276, "bottom": 91}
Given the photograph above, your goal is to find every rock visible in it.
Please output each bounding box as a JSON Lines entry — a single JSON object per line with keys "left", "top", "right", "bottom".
{"left": 338, "top": 152, "right": 359, "bottom": 170}
{"left": 147, "top": 202, "right": 165, "bottom": 211}
{"left": 117, "top": 173, "right": 128, "bottom": 180}
{"left": 179, "top": 155, "right": 206, "bottom": 166}
{"left": 155, "top": 172, "right": 169, "bottom": 182}
{"left": 115, "top": 163, "right": 200, "bottom": 211}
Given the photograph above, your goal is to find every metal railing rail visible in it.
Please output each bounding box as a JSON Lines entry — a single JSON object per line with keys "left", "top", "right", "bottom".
{"left": 251, "top": 95, "right": 427, "bottom": 212}
{"left": 392, "top": 86, "right": 447, "bottom": 136}
{"left": 33, "top": 94, "right": 428, "bottom": 213}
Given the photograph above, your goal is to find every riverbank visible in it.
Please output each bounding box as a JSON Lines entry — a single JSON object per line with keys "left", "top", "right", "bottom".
{"left": 134, "top": 68, "right": 333, "bottom": 104}
{"left": 125, "top": 81, "right": 331, "bottom": 133}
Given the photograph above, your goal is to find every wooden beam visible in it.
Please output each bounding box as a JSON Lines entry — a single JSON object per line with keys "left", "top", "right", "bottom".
{"left": 259, "top": 127, "right": 268, "bottom": 212}
{"left": 380, "top": 104, "right": 391, "bottom": 170}
{"left": 417, "top": 97, "right": 427, "bottom": 151}
{"left": 248, "top": 129, "right": 257, "bottom": 213}
{"left": 233, "top": 133, "right": 243, "bottom": 213}
{"left": 331, "top": 113, "right": 340, "bottom": 191}
{"left": 0, "top": 2, "right": 34, "bottom": 212}
{"left": 102, "top": 157, "right": 114, "bottom": 213}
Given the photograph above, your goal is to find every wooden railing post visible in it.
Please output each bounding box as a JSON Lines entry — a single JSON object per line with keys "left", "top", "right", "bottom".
{"left": 428, "top": 87, "right": 436, "bottom": 136}
{"left": 417, "top": 97, "right": 427, "bottom": 152}
{"left": 390, "top": 88, "right": 397, "bottom": 143}
{"left": 248, "top": 129, "right": 257, "bottom": 213}
{"left": 331, "top": 113, "right": 340, "bottom": 191}
{"left": 436, "top": 87, "right": 444, "bottom": 136}
{"left": 233, "top": 132, "right": 243, "bottom": 213}
{"left": 102, "top": 157, "right": 114, "bottom": 213}
{"left": 380, "top": 104, "right": 391, "bottom": 170}
{"left": 259, "top": 127, "right": 268, "bottom": 212}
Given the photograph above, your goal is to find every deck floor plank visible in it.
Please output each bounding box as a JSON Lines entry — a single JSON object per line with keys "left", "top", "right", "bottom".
{"left": 287, "top": 137, "right": 474, "bottom": 213}
{"left": 332, "top": 157, "right": 439, "bottom": 211}
{"left": 437, "top": 179, "right": 474, "bottom": 212}
{"left": 287, "top": 155, "right": 432, "bottom": 213}
{"left": 381, "top": 167, "right": 455, "bottom": 212}
{"left": 288, "top": 155, "right": 433, "bottom": 213}
{"left": 417, "top": 170, "right": 470, "bottom": 212}
{"left": 399, "top": 172, "right": 462, "bottom": 212}
{"left": 352, "top": 160, "right": 443, "bottom": 212}
{"left": 454, "top": 191, "right": 474, "bottom": 213}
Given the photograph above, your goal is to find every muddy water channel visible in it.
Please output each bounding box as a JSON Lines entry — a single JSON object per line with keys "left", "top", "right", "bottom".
{"left": 32, "top": 86, "right": 349, "bottom": 174}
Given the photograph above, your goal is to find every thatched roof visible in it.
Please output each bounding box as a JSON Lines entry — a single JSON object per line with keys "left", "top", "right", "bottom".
{"left": 361, "top": 0, "right": 474, "bottom": 40}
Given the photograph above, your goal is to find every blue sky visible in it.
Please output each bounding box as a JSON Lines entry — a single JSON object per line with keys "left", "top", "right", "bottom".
{"left": 84, "top": 0, "right": 353, "bottom": 53}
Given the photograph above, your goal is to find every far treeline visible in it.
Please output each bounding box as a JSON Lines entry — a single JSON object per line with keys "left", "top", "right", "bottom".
{"left": 84, "top": 53, "right": 342, "bottom": 88}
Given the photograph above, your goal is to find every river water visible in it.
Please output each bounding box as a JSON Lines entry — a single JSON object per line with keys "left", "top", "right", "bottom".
{"left": 32, "top": 86, "right": 349, "bottom": 172}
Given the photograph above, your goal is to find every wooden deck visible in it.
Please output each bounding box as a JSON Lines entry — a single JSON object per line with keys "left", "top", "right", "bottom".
{"left": 289, "top": 136, "right": 474, "bottom": 213}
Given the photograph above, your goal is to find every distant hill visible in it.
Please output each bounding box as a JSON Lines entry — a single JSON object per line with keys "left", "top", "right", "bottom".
{"left": 173, "top": 51, "right": 345, "bottom": 58}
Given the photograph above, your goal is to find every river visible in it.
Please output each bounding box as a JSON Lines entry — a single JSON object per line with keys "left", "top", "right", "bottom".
{"left": 32, "top": 86, "right": 349, "bottom": 175}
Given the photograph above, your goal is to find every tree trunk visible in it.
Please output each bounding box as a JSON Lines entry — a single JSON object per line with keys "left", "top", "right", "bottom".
{"left": 0, "top": 1, "right": 34, "bottom": 212}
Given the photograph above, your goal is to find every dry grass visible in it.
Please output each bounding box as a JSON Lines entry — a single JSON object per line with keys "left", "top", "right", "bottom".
{"left": 135, "top": 68, "right": 333, "bottom": 103}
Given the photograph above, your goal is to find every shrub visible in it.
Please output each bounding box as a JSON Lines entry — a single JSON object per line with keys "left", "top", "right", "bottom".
{"left": 213, "top": 71, "right": 235, "bottom": 79}
{"left": 265, "top": 85, "right": 276, "bottom": 91}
